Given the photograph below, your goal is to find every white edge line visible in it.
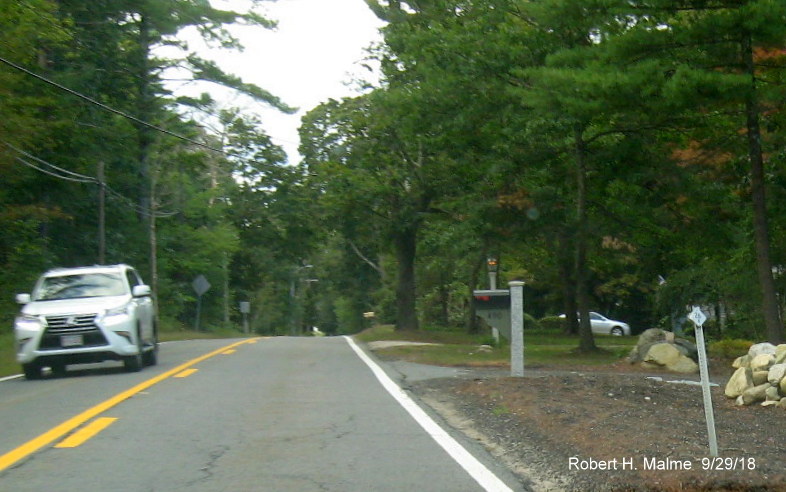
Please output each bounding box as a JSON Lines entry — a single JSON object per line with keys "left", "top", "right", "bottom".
{"left": 0, "top": 374, "right": 23, "bottom": 383}
{"left": 344, "top": 336, "right": 513, "bottom": 492}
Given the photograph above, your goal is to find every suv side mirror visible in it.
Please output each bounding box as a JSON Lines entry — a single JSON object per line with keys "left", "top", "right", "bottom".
{"left": 16, "top": 293, "right": 31, "bottom": 304}
{"left": 132, "top": 285, "right": 151, "bottom": 297}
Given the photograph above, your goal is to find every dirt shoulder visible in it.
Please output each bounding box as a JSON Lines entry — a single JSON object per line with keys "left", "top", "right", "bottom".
{"left": 387, "top": 353, "right": 786, "bottom": 491}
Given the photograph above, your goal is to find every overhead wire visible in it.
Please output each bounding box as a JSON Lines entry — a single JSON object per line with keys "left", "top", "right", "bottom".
{"left": 13, "top": 155, "right": 96, "bottom": 183}
{"left": 3, "top": 142, "right": 178, "bottom": 218}
{"left": 0, "top": 54, "right": 230, "bottom": 156}
{"left": 8, "top": 143, "right": 97, "bottom": 182}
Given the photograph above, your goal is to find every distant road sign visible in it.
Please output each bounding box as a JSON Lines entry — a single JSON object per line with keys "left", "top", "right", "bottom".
{"left": 192, "top": 275, "right": 211, "bottom": 296}
{"left": 688, "top": 306, "right": 707, "bottom": 327}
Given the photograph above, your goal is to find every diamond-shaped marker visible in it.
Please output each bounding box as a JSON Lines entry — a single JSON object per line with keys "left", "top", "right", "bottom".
{"left": 688, "top": 306, "right": 707, "bottom": 327}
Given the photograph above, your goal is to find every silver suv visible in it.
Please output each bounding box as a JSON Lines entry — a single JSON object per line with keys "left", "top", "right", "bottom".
{"left": 14, "top": 264, "right": 158, "bottom": 379}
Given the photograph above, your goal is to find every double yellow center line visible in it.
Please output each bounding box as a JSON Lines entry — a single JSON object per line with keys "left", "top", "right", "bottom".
{"left": 0, "top": 338, "right": 258, "bottom": 472}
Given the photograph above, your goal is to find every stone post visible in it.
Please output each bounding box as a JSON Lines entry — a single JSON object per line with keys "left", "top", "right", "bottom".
{"left": 509, "top": 281, "right": 525, "bottom": 377}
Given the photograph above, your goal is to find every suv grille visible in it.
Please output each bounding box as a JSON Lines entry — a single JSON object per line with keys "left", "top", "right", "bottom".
{"left": 39, "top": 313, "right": 109, "bottom": 350}
{"left": 45, "top": 314, "right": 98, "bottom": 333}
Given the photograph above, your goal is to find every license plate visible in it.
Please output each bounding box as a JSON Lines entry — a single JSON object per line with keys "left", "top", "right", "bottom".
{"left": 61, "top": 334, "right": 84, "bottom": 347}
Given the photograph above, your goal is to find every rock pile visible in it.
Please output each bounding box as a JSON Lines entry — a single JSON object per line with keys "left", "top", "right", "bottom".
{"left": 627, "top": 328, "right": 699, "bottom": 373}
{"left": 724, "top": 343, "right": 786, "bottom": 407}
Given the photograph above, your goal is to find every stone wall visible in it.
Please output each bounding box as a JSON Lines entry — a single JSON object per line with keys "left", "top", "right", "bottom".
{"left": 724, "top": 343, "right": 786, "bottom": 408}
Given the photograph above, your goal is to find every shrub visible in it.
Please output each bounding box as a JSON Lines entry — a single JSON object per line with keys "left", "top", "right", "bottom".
{"left": 708, "top": 339, "right": 754, "bottom": 359}
{"left": 539, "top": 315, "right": 566, "bottom": 331}
{"left": 524, "top": 313, "right": 542, "bottom": 330}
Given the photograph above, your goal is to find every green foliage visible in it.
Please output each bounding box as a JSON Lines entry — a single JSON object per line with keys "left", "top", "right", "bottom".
{"left": 708, "top": 339, "right": 755, "bottom": 360}
{"left": 333, "top": 296, "right": 365, "bottom": 335}
{"left": 5, "top": 0, "right": 786, "bottom": 346}
{"left": 0, "top": 332, "right": 19, "bottom": 377}
{"left": 539, "top": 316, "right": 566, "bottom": 331}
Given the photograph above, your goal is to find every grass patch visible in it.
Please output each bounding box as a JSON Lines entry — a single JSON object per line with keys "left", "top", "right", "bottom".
{"left": 355, "top": 324, "right": 489, "bottom": 345}
{"left": 358, "top": 324, "right": 638, "bottom": 368}
{"left": 0, "top": 332, "right": 18, "bottom": 378}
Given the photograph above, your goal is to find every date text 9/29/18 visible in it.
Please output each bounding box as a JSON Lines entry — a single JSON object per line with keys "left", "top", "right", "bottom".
{"left": 568, "top": 456, "right": 756, "bottom": 472}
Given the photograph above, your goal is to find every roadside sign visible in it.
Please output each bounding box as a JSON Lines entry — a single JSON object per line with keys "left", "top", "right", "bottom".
{"left": 192, "top": 275, "right": 210, "bottom": 331}
{"left": 687, "top": 305, "right": 718, "bottom": 457}
{"left": 192, "top": 275, "right": 211, "bottom": 296}
{"left": 688, "top": 306, "right": 707, "bottom": 327}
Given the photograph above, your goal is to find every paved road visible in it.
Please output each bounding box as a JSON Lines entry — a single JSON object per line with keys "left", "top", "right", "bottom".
{"left": 0, "top": 337, "right": 522, "bottom": 491}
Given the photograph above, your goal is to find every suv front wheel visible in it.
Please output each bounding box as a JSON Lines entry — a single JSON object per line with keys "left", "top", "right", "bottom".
{"left": 123, "top": 330, "right": 144, "bottom": 372}
{"left": 22, "top": 363, "right": 42, "bottom": 380}
{"left": 142, "top": 325, "right": 158, "bottom": 367}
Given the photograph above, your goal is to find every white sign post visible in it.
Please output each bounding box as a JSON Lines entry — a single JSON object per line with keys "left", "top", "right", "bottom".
{"left": 688, "top": 306, "right": 719, "bottom": 457}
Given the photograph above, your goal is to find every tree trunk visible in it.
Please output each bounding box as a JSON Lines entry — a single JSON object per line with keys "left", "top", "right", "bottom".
{"left": 558, "top": 230, "right": 579, "bottom": 335}
{"left": 743, "top": 34, "right": 785, "bottom": 344}
{"left": 394, "top": 225, "right": 419, "bottom": 331}
{"left": 466, "top": 251, "right": 486, "bottom": 334}
{"left": 574, "top": 126, "right": 598, "bottom": 352}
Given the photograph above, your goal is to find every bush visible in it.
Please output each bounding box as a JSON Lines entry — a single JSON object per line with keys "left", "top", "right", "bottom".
{"left": 539, "top": 315, "right": 565, "bottom": 331}
{"left": 708, "top": 339, "right": 754, "bottom": 359}
{"left": 524, "top": 312, "right": 542, "bottom": 330}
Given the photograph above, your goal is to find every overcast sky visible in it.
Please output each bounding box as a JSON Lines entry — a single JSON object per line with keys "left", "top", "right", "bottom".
{"left": 192, "top": 0, "right": 386, "bottom": 163}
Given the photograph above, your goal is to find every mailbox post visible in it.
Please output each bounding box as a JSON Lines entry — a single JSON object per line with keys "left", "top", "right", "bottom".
{"left": 472, "top": 289, "right": 511, "bottom": 340}
{"left": 473, "top": 283, "right": 526, "bottom": 377}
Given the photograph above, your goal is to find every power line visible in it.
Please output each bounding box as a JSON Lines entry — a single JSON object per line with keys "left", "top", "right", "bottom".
{"left": 4, "top": 142, "right": 178, "bottom": 218}
{"left": 8, "top": 143, "right": 97, "bottom": 182}
{"left": 0, "top": 54, "right": 229, "bottom": 155}
{"left": 14, "top": 155, "right": 95, "bottom": 183}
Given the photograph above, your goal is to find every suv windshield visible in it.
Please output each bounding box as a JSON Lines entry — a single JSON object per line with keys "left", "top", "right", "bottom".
{"left": 34, "top": 273, "right": 127, "bottom": 301}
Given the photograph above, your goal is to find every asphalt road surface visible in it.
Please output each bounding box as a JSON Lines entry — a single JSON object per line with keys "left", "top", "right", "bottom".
{"left": 0, "top": 336, "right": 522, "bottom": 491}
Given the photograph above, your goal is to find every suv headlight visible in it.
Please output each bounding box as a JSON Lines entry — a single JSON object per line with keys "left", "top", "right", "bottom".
{"left": 101, "top": 304, "right": 131, "bottom": 326}
{"left": 15, "top": 314, "right": 44, "bottom": 333}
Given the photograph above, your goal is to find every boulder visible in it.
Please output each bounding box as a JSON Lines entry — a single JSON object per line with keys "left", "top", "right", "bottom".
{"left": 725, "top": 367, "right": 754, "bottom": 398}
{"left": 781, "top": 376, "right": 786, "bottom": 395}
{"left": 749, "top": 342, "right": 777, "bottom": 358}
{"left": 753, "top": 371, "right": 770, "bottom": 386}
{"left": 778, "top": 398, "right": 786, "bottom": 410}
{"left": 642, "top": 343, "right": 699, "bottom": 373}
{"left": 776, "top": 345, "right": 786, "bottom": 364}
{"left": 640, "top": 328, "right": 668, "bottom": 346}
{"left": 750, "top": 353, "right": 775, "bottom": 372}
{"left": 673, "top": 338, "right": 699, "bottom": 362}
{"left": 741, "top": 383, "right": 770, "bottom": 405}
{"left": 768, "top": 363, "right": 786, "bottom": 385}
{"left": 669, "top": 357, "right": 699, "bottom": 374}
{"left": 644, "top": 343, "right": 682, "bottom": 366}
{"left": 733, "top": 354, "right": 752, "bottom": 369}
{"left": 765, "top": 385, "right": 781, "bottom": 402}
{"left": 628, "top": 328, "right": 668, "bottom": 363}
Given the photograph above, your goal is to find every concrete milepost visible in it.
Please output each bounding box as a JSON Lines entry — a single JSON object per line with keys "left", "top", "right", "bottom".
{"left": 688, "top": 305, "right": 719, "bottom": 457}
{"left": 509, "top": 281, "right": 525, "bottom": 377}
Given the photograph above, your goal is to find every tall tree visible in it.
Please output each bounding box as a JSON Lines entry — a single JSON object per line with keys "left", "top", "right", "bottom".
{"left": 600, "top": 0, "right": 786, "bottom": 343}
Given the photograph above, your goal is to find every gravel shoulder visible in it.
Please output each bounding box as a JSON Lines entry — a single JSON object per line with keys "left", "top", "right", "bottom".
{"left": 374, "top": 348, "right": 786, "bottom": 491}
